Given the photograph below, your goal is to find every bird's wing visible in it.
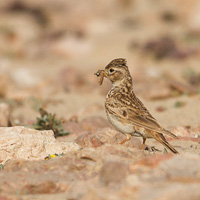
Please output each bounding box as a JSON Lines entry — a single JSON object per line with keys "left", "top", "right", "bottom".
{"left": 106, "top": 96, "right": 177, "bottom": 139}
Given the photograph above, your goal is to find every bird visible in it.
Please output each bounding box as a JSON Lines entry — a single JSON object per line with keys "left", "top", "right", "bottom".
{"left": 94, "top": 58, "right": 178, "bottom": 154}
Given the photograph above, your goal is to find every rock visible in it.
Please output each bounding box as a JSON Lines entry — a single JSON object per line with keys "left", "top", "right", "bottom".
{"left": 99, "top": 161, "right": 128, "bottom": 186}
{"left": 75, "top": 132, "right": 104, "bottom": 148}
{"left": 114, "top": 132, "right": 142, "bottom": 149}
{"left": 192, "top": 124, "right": 200, "bottom": 137}
{"left": 172, "top": 126, "right": 195, "bottom": 137}
{"left": 75, "top": 127, "right": 142, "bottom": 149}
{"left": 159, "top": 155, "right": 200, "bottom": 178}
{"left": 0, "top": 103, "right": 10, "bottom": 127}
{"left": 75, "top": 127, "right": 118, "bottom": 147}
{"left": 21, "top": 181, "right": 58, "bottom": 194}
{"left": 140, "top": 182, "right": 200, "bottom": 200}
{"left": 79, "top": 143, "right": 144, "bottom": 163}
{"left": 129, "top": 154, "right": 173, "bottom": 173}
{"left": 0, "top": 126, "right": 80, "bottom": 164}
{"left": 67, "top": 181, "right": 90, "bottom": 200}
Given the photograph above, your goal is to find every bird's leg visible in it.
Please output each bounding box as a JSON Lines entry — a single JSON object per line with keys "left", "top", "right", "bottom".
{"left": 120, "top": 134, "right": 131, "bottom": 144}
{"left": 142, "top": 138, "right": 146, "bottom": 150}
{"left": 141, "top": 138, "right": 160, "bottom": 152}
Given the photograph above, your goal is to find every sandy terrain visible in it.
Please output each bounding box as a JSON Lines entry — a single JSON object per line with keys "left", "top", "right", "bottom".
{"left": 0, "top": 0, "right": 200, "bottom": 199}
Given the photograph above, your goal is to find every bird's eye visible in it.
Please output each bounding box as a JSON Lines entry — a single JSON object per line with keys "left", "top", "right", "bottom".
{"left": 110, "top": 68, "right": 114, "bottom": 73}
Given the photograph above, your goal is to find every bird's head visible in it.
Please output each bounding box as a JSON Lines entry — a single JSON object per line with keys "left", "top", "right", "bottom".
{"left": 95, "top": 58, "right": 132, "bottom": 86}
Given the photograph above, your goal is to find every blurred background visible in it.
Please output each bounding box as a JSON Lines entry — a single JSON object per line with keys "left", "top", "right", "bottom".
{"left": 0, "top": 0, "right": 200, "bottom": 127}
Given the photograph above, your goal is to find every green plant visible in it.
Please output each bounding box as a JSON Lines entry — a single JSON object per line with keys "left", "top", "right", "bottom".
{"left": 32, "top": 108, "right": 69, "bottom": 138}
{"left": 174, "top": 101, "right": 186, "bottom": 108}
{"left": 0, "top": 164, "right": 4, "bottom": 170}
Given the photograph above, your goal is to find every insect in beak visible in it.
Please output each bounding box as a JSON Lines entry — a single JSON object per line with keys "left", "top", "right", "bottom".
{"left": 94, "top": 70, "right": 107, "bottom": 85}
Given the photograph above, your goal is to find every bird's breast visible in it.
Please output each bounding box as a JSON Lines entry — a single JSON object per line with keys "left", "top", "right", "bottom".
{"left": 106, "top": 111, "right": 135, "bottom": 134}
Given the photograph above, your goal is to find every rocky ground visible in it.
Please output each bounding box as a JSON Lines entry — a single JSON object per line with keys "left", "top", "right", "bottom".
{"left": 0, "top": 0, "right": 200, "bottom": 199}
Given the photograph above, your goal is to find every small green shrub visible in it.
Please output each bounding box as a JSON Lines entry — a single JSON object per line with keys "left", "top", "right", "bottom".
{"left": 33, "top": 108, "right": 69, "bottom": 138}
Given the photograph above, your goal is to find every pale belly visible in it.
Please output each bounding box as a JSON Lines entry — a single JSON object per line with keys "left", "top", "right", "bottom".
{"left": 106, "top": 111, "right": 152, "bottom": 138}
{"left": 106, "top": 111, "right": 134, "bottom": 134}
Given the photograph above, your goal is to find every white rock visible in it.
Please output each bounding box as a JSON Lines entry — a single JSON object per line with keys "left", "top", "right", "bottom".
{"left": 0, "top": 126, "right": 80, "bottom": 164}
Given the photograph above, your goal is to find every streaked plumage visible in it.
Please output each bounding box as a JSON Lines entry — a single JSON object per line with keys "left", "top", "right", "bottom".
{"left": 95, "top": 58, "right": 178, "bottom": 154}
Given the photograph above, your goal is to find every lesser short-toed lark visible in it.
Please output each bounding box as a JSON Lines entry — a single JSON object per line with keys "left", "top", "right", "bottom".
{"left": 95, "top": 58, "right": 178, "bottom": 154}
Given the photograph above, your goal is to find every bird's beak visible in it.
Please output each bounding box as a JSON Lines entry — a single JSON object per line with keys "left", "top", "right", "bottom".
{"left": 103, "top": 71, "right": 108, "bottom": 77}
{"left": 94, "top": 70, "right": 107, "bottom": 85}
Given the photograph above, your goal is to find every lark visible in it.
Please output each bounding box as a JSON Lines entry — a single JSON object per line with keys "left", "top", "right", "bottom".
{"left": 95, "top": 58, "right": 178, "bottom": 154}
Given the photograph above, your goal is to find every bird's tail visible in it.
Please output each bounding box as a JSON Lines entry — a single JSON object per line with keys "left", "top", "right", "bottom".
{"left": 162, "top": 129, "right": 178, "bottom": 139}
{"left": 154, "top": 132, "right": 179, "bottom": 154}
